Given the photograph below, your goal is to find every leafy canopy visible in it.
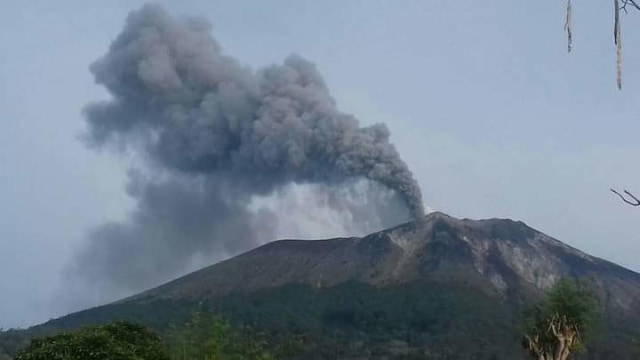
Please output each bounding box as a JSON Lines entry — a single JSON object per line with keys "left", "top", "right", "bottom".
{"left": 523, "top": 278, "right": 599, "bottom": 359}
{"left": 14, "top": 321, "right": 169, "bottom": 360}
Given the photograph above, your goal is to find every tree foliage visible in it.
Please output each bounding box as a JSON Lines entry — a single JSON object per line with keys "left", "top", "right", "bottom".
{"left": 11, "top": 312, "right": 277, "bottom": 360}
{"left": 165, "top": 308, "right": 276, "bottom": 360}
{"left": 522, "top": 278, "right": 599, "bottom": 360}
{"left": 14, "top": 321, "right": 169, "bottom": 360}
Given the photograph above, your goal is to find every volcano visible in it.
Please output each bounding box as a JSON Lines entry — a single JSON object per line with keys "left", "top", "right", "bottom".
{"left": 4, "top": 212, "right": 640, "bottom": 359}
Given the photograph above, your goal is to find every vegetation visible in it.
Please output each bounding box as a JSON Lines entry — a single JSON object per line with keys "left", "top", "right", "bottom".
{"left": 0, "top": 282, "right": 527, "bottom": 359}
{"left": 1, "top": 281, "right": 638, "bottom": 359}
{"left": 7, "top": 310, "right": 277, "bottom": 360}
{"left": 522, "top": 278, "right": 599, "bottom": 360}
{"left": 0, "top": 330, "right": 30, "bottom": 360}
{"left": 164, "top": 308, "right": 276, "bottom": 360}
{"left": 214, "top": 281, "right": 527, "bottom": 359}
{"left": 13, "top": 322, "right": 168, "bottom": 360}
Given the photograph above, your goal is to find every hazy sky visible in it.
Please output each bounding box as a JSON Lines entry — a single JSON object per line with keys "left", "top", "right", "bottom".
{"left": 2, "top": 1, "right": 640, "bottom": 329}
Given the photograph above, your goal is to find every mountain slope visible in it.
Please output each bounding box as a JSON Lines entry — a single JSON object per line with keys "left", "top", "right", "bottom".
{"left": 4, "top": 212, "right": 640, "bottom": 359}
{"left": 127, "top": 212, "right": 640, "bottom": 312}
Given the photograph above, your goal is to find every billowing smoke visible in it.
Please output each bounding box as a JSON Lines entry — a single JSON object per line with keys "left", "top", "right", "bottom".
{"left": 69, "top": 4, "right": 423, "bottom": 303}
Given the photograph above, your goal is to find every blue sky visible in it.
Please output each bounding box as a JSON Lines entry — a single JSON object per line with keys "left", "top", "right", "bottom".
{"left": 1, "top": 1, "right": 639, "bottom": 328}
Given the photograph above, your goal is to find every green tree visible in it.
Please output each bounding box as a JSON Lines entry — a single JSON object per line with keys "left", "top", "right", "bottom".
{"left": 166, "top": 308, "right": 275, "bottom": 360}
{"left": 522, "top": 278, "right": 598, "bottom": 360}
{"left": 14, "top": 321, "right": 169, "bottom": 360}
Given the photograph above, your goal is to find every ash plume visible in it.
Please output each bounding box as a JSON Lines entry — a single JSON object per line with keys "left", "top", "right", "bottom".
{"left": 70, "top": 4, "right": 423, "bottom": 302}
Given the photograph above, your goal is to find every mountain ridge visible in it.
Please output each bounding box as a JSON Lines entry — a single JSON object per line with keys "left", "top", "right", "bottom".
{"left": 122, "top": 211, "right": 640, "bottom": 314}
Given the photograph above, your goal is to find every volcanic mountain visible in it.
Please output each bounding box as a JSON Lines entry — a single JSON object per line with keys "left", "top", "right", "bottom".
{"left": 125, "top": 212, "right": 640, "bottom": 306}
{"left": 4, "top": 212, "right": 640, "bottom": 359}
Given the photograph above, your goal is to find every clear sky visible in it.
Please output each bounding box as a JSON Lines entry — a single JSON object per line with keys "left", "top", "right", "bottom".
{"left": 1, "top": 1, "right": 639, "bottom": 329}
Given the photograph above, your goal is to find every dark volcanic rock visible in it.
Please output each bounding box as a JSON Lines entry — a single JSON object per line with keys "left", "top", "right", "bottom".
{"left": 125, "top": 212, "right": 640, "bottom": 315}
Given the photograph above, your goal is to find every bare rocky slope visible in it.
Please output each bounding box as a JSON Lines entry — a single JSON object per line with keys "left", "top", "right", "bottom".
{"left": 127, "top": 211, "right": 640, "bottom": 312}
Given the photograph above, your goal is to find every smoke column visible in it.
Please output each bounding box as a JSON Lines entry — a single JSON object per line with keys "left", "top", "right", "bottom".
{"left": 70, "top": 4, "right": 424, "bottom": 303}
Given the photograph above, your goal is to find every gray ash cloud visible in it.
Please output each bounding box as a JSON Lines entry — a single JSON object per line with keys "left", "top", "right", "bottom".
{"left": 70, "top": 4, "right": 424, "bottom": 300}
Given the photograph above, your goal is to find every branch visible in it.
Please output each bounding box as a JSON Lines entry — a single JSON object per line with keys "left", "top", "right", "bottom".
{"left": 548, "top": 314, "right": 561, "bottom": 337}
{"left": 610, "top": 188, "right": 640, "bottom": 206}
{"left": 621, "top": 0, "right": 640, "bottom": 13}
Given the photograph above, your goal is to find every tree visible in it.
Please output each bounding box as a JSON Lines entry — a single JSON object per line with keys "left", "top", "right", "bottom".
{"left": 165, "top": 308, "right": 275, "bottom": 360}
{"left": 522, "top": 278, "right": 599, "bottom": 360}
{"left": 14, "top": 321, "right": 169, "bottom": 360}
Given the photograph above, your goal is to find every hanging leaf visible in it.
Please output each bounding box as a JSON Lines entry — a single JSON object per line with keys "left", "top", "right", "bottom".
{"left": 615, "top": 0, "right": 622, "bottom": 89}
{"left": 565, "top": 0, "right": 573, "bottom": 53}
